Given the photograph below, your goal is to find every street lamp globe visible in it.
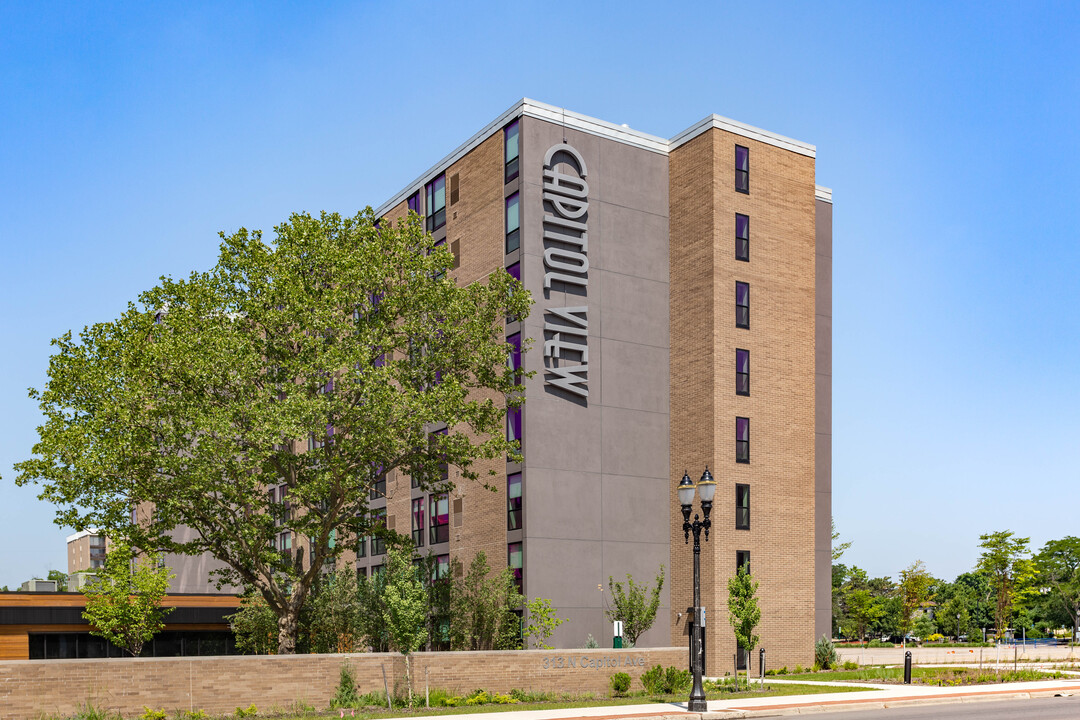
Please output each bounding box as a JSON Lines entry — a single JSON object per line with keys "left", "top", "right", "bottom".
{"left": 678, "top": 471, "right": 696, "bottom": 508}
{"left": 696, "top": 467, "right": 716, "bottom": 504}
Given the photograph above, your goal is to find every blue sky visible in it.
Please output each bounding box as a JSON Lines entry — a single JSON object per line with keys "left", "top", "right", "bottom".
{"left": 2, "top": 1, "right": 1078, "bottom": 588}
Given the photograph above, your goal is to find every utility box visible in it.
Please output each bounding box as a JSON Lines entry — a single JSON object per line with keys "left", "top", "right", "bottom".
{"left": 613, "top": 620, "right": 624, "bottom": 648}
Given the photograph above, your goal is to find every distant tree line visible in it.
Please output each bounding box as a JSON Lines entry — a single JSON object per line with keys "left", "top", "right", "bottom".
{"left": 832, "top": 529, "right": 1080, "bottom": 643}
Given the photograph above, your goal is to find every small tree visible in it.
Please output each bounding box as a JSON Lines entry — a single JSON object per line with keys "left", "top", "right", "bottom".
{"left": 727, "top": 566, "right": 760, "bottom": 689}
{"left": 228, "top": 592, "right": 279, "bottom": 654}
{"left": 47, "top": 569, "right": 69, "bottom": 588}
{"left": 357, "top": 567, "right": 391, "bottom": 652}
{"left": 524, "top": 597, "right": 566, "bottom": 649}
{"left": 605, "top": 565, "right": 665, "bottom": 647}
{"left": 382, "top": 542, "right": 428, "bottom": 705}
{"left": 81, "top": 543, "right": 173, "bottom": 656}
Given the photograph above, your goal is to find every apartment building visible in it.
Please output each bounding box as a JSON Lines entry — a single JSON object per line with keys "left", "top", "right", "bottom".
{"left": 333, "top": 99, "right": 833, "bottom": 667}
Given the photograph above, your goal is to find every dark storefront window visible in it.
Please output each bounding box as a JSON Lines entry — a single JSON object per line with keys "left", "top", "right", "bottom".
{"left": 29, "top": 632, "right": 236, "bottom": 659}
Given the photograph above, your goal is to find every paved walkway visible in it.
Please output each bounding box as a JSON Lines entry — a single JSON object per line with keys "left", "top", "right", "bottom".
{"left": 837, "top": 644, "right": 1080, "bottom": 666}
{"left": 395, "top": 676, "right": 1080, "bottom": 720}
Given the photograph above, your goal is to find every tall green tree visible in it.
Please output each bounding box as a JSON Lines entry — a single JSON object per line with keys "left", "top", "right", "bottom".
{"left": 977, "top": 531, "right": 1035, "bottom": 638}
{"left": 382, "top": 542, "right": 428, "bottom": 706}
{"left": 228, "top": 592, "right": 280, "bottom": 655}
{"left": 13, "top": 209, "right": 530, "bottom": 654}
{"left": 727, "top": 566, "right": 760, "bottom": 689}
{"left": 1034, "top": 536, "right": 1080, "bottom": 641}
{"left": 605, "top": 565, "right": 665, "bottom": 647}
{"left": 81, "top": 543, "right": 173, "bottom": 656}
{"left": 898, "top": 560, "right": 935, "bottom": 642}
{"left": 309, "top": 568, "right": 363, "bottom": 653}
{"left": 449, "top": 551, "right": 523, "bottom": 650}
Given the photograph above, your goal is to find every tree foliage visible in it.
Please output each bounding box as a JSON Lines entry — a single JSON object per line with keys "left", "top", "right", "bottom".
{"left": 382, "top": 542, "right": 428, "bottom": 705}
{"left": 1034, "top": 536, "right": 1080, "bottom": 640}
{"left": 228, "top": 593, "right": 280, "bottom": 655}
{"left": 727, "top": 566, "right": 760, "bottom": 688}
{"left": 449, "top": 551, "right": 523, "bottom": 650}
{"left": 977, "top": 530, "right": 1035, "bottom": 638}
{"left": 81, "top": 543, "right": 173, "bottom": 656}
{"left": 831, "top": 519, "right": 851, "bottom": 562}
{"left": 605, "top": 565, "right": 665, "bottom": 647}
{"left": 524, "top": 597, "right": 566, "bottom": 649}
{"left": 897, "top": 560, "right": 935, "bottom": 640}
{"left": 309, "top": 568, "right": 363, "bottom": 654}
{"left": 14, "top": 209, "right": 530, "bottom": 654}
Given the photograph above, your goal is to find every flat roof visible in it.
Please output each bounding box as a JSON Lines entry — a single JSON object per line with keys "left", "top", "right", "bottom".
{"left": 375, "top": 98, "right": 820, "bottom": 217}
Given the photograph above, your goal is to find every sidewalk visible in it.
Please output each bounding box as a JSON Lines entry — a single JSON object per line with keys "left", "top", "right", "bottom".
{"left": 398, "top": 676, "right": 1080, "bottom": 720}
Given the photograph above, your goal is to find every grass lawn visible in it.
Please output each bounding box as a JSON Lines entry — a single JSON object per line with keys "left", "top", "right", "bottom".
{"left": 784, "top": 666, "right": 1069, "bottom": 685}
{"left": 268, "top": 684, "right": 874, "bottom": 720}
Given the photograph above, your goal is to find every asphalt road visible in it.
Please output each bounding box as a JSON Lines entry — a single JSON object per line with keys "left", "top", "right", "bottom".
{"left": 792, "top": 695, "right": 1080, "bottom": 719}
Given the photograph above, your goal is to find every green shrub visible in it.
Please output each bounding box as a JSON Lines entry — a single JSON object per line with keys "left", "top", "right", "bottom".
{"left": 867, "top": 639, "right": 892, "bottom": 648}
{"left": 609, "top": 672, "right": 631, "bottom": 697}
{"left": 926, "top": 633, "right": 944, "bottom": 643}
{"left": 464, "top": 690, "right": 490, "bottom": 706}
{"left": 815, "top": 635, "right": 839, "bottom": 669}
{"left": 842, "top": 661, "right": 858, "bottom": 670}
{"left": 640, "top": 664, "right": 691, "bottom": 694}
{"left": 491, "top": 693, "right": 519, "bottom": 704}
{"left": 665, "top": 666, "right": 691, "bottom": 694}
{"left": 584, "top": 633, "right": 599, "bottom": 649}
{"left": 233, "top": 706, "right": 258, "bottom": 719}
{"left": 330, "top": 663, "right": 360, "bottom": 708}
{"left": 641, "top": 664, "right": 665, "bottom": 694}
{"left": 140, "top": 709, "right": 167, "bottom": 720}
{"left": 778, "top": 665, "right": 788, "bottom": 675}
{"left": 794, "top": 664, "right": 803, "bottom": 674}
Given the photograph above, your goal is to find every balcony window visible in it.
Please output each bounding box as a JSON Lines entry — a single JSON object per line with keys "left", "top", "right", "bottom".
{"left": 412, "top": 498, "right": 426, "bottom": 548}
{"left": 508, "top": 542, "right": 523, "bottom": 594}
{"left": 426, "top": 174, "right": 446, "bottom": 232}
{"left": 505, "top": 192, "right": 520, "bottom": 253}
{"left": 508, "top": 473, "right": 522, "bottom": 530}
{"left": 429, "top": 493, "right": 449, "bottom": 545}
{"left": 505, "top": 119, "right": 520, "bottom": 183}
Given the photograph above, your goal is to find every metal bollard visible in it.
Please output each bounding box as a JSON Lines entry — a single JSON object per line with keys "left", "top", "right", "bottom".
{"left": 759, "top": 647, "right": 766, "bottom": 688}
{"left": 903, "top": 651, "right": 912, "bottom": 684}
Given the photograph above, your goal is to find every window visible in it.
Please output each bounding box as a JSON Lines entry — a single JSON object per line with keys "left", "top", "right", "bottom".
{"left": 371, "top": 509, "right": 386, "bottom": 557}
{"left": 736, "top": 145, "right": 749, "bottom": 193}
{"left": 736, "top": 349, "right": 750, "bottom": 396}
{"left": 434, "top": 554, "right": 450, "bottom": 581}
{"left": 736, "top": 282, "right": 750, "bottom": 329}
{"left": 504, "top": 119, "right": 520, "bottom": 182}
{"left": 736, "top": 213, "right": 749, "bottom": 261}
{"left": 505, "top": 192, "right": 520, "bottom": 253}
{"left": 356, "top": 566, "right": 367, "bottom": 581}
{"left": 412, "top": 498, "right": 425, "bottom": 548}
{"left": 736, "top": 417, "right": 750, "bottom": 463}
{"left": 425, "top": 174, "right": 446, "bottom": 232}
{"left": 433, "top": 239, "right": 446, "bottom": 280}
{"left": 736, "top": 484, "right": 750, "bottom": 530}
{"left": 370, "top": 468, "right": 386, "bottom": 500}
{"left": 407, "top": 191, "right": 421, "bottom": 216}
{"left": 278, "top": 531, "right": 292, "bottom": 552}
{"left": 418, "top": 428, "right": 448, "bottom": 489}
{"left": 508, "top": 542, "right": 523, "bottom": 593}
{"left": 429, "top": 493, "right": 449, "bottom": 544}
{"left": 737, "top": 550, "right": 751, "bottom": 575}
{"left": 507, "top": 404, "right": 521, "bottom": 445}
{"left": 356, "top": 535, "right": 366, "bottom": 558}
{"left": 508, "top": 473, "right": 522, "bottom": 530}
{"left": 506, "top": 262, "right": 522, "bottom": 323}
{"left": 371, "top": 564, "right": 384, "bottom": 580}
{"left": 507, "top": 332, "right": 522, "bottom": 384}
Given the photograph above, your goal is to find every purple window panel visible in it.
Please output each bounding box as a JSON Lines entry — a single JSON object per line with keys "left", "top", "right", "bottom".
{"left": 507, "top": 406, "right": 522, "bottom": 444}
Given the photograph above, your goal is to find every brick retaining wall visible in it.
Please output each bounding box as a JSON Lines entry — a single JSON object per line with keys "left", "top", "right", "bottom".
{"left": 0, "top": 647, "right": 687, "bottom": 720}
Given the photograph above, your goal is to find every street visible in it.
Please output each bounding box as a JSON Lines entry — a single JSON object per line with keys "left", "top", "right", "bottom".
{"left": 794, "top": 694, "right": 1080, "bottom": 720}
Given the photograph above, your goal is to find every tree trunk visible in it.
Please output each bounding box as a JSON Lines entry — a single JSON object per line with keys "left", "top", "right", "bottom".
{"left": 277, "top": 607, "right": 299, "bottom": 654}
{"left": 404, "top": 654, "right": 413, "bottom": 706}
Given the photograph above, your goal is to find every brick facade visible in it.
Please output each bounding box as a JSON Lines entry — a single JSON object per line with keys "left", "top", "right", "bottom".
{"left": 669, "top": 128, "right": 819, "bottom": 670}
{"left": 0, "top": 647, "right": 686, "bottom": 719}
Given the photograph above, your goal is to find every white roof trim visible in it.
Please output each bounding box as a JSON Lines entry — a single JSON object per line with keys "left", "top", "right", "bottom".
{"left": 815, "top": 185, "right": 833, "bottom": 203}
{"left": 669, "top": 115, "right": 816, "bottom": 157}
{"left": 66, "top": 528, "right": 102, "bottom": 543}
{"left": 375, "top": 99, "right": 819, "bottom": 216}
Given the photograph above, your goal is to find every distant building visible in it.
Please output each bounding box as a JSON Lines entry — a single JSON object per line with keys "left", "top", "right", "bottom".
{"left": 66, "top": 529, "right": 107, "bottom": 574}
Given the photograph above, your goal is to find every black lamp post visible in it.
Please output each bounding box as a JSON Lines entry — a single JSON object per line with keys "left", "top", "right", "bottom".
{"left": 679, "top": 467, "right": 716, "bottom": 713}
